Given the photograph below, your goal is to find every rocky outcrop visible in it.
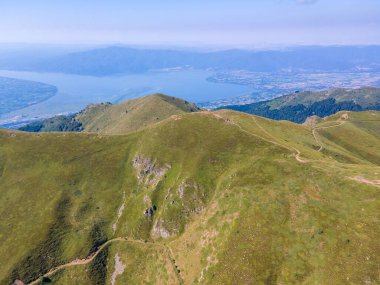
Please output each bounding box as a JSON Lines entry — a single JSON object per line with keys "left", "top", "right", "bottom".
{"left": 144, "top": 195, "right": 152, "bottom": 206}
{"left": 340, "top": 113, "right": 349, "bottom": 120}
{"left": 178, "top": 182, "right": 187, "bottom": 199}
{"left": 152, "top": 219, "right": 171, "bottom": 239}
{"left": 303, "top": 115, "right": 322, "bottom": 126}
{"left": 112, "top": 192, "right": 126, "bottom": 235}
{"left": 177, "top": 181, "right": 205, "bottom": 214}
{"left": 110, "top": 253, "right": 126, "bottom": 285}
{"left": 133, "top": 155, "right": 170, "bottom": 187}
{"left": 178, "top": 181, "right": 199, "bottom": 199}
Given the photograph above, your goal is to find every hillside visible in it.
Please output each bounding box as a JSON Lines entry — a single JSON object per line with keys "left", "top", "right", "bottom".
{"left": 1, "top": 109, "right": 380, "bottom": 285}
{"left": 19, "top": 94, "right": 201, "bottom": 134}
{"left": 222, "top": 87, "right": 380, "bottom": 123}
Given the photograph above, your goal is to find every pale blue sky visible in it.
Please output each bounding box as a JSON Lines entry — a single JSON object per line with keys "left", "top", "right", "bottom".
{"left": 0, "top": 0, "right": 379, "bottom": 47}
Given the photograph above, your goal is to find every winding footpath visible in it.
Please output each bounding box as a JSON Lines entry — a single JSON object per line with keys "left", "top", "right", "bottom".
{"left": 28, "top": 238, "right": 182, "bottom": 285}
{"left": 27, "top": 112, "right": 377, "bottom": 285}
{"left": 28, "top": 238, "right": 122, "bottom": 285}
{"left": 213, "top": 112, "right": 308, "bottom": 164}
{"left": 250, "top": 115, "right": 309, "bottom": 163}
{"left": 350, "top": 176, "right": 380, "bottom": 188}
{"left": 214, "top": 111, "right": 380, "bottom": 189}
{"left": 312, "top": 120, "right": 347, "bottom": 152}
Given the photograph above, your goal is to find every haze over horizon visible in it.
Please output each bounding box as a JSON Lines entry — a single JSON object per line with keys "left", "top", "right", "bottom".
{"left": 0, "top": 0, "right": 379, "bottom": 48}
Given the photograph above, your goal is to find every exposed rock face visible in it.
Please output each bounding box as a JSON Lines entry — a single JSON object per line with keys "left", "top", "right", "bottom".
{"left": 178, "top": 182, "right": 187, "bottom": 199}
{"left": 144, "top": 194, "right": 152, "bottom": 206}
{"left": 177, "top": 180, "right": 205, "bottom": 214}
{"left": 133, "top": 155, "right": 170, "bottom": 187}
{"left": 112, "top": 192, "right": 126, "bottom": 235}
{"left": 340, "top": 113, "right": 349, "bottom": 120}
{"left": 152, "top": 219, "right": 171, "bottom": 239}
{"left": 110, "top": 253, "right": 126, "bottom": 285}
{"left": 178, "top": 181, "right": 199, "bottom": 199}
{"left": 303, "top": 115, "right": 322, "bottom": 126}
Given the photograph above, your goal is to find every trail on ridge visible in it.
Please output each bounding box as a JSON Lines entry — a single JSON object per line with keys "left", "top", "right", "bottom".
{"left": 312, "top": 120, "right": 347, "bottom": 152}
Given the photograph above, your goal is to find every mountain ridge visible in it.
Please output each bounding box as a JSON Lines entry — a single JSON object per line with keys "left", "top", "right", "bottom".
{"left": 1, "top": 107, "right": 380, "bottom": 284}
{"left": 221, "top": 87, "right": 380, "bottom": 123}
{"left": 19, "top": 94, "right": 201, "bottom": 134}
{"left": 4, "top": 45, "right": 380, "bottom": 76}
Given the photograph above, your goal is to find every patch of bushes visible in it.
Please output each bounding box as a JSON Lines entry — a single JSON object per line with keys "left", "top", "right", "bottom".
{"left": 89, "top": 223, "right": 108, "bottom": 254}
{"left": 87, "top": 246, "right": 109, "bottom": 285}
{"left": 19, "top": 114, "right": 83, "bottom": 132}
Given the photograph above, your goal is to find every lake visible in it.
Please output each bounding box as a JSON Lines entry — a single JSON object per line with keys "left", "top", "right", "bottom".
{"left": 0, "top": 69, "right": 253, "bottom": 126}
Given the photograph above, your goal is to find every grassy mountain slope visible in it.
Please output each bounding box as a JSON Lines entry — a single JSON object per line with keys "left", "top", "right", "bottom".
{"left": 1, "top": 110, "right": 379, "bottom": 285}
{"left": 76, "top": 94, "right": 201, "bottom": 134}
{"left": 222, "top": 87, "right": 380, "bottom": 123}
{"left": 269, "top": 87, "right": 380, "bottom": 109}
{"left": 19, "top": 94, "right": 201, "bottom": 134}
{"left": 315, "top": 111, "right": 380, "bottom": 165}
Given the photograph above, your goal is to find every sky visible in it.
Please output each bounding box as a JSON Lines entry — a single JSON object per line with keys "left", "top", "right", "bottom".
{"left": 0, "top": 0, "right": 379, "bottom": 48}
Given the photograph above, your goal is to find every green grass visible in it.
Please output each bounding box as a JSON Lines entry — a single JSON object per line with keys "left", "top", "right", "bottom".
{"left": 317, "top": 111, "right": 380, "bottom": 165}
{"left": 1, "top": 109, "right": 379, "bottom": 284}
{"left": 49, "top": 242, "right": 175, "bottom": 285}
{"left": 0, "top": 132, "right": 133, "bottom": 283}
{"left": 19, "top": 94, "right": 201, "bottom": 135}
{"left": 204, "top": 159, "right": 380, "bottom": 284}
{"left": 76, "top": 94, "right": 201, "bottom": 134}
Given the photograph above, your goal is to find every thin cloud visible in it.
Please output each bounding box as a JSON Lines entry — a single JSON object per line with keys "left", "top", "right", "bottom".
{"left": 296, "top": 0, "right": 318, "bottom": 4}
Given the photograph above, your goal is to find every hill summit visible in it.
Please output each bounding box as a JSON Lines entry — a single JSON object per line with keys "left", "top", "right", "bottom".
{"left": 19, "top": 94, "right": 201, "bottom": 134}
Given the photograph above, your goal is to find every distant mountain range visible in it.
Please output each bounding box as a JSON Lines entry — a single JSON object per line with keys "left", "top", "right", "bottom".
{"left": 221, "top": 87, "right": 380, "bottom": 123}
{"left": 2, "top": 45, "right": 380, "bottom": 75}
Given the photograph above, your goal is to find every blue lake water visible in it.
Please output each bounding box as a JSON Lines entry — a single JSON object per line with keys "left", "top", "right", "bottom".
{"left": 0, "top": 69, "right": 253, "bottom": 124}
